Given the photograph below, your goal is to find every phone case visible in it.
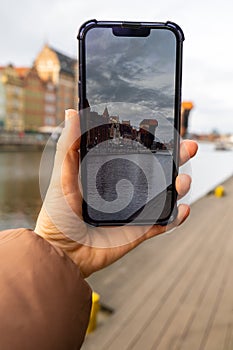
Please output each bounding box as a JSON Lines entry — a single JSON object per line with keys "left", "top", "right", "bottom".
{"left": 78, "top": 20, "right": 184, "bottom": 226}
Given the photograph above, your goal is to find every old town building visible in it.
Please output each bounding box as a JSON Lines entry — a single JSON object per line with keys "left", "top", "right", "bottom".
{"left": 34, "top": 44, "right": 77, "bottom": 125}
{"left": 139, "top": 119, "right": 158, "bottom": 148}
{"left": 17, "top": 66, "right": 45, "bottom": 131}
{"left": 0, "top": 44, "right": 77, "bottom": 132}
{"left": 0, "top": 65, "right": 24, "bottom": 132}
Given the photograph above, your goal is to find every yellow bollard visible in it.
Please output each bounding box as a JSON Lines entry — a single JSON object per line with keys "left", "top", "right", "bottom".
{"left": 214, "top": 185, "right": 225, "bottom": 198}
{"left": 86, "top": 292, "right": 100, "bottom": 334}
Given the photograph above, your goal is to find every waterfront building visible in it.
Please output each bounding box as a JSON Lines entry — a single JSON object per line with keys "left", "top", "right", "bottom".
{"left": 16, "top": 66, "right": 57, "bottom": 132}
{"left": 17, "top": 66, "right": 45, "bottom": 131}
{"left": 34, "top": 44, "right": 76, "bottom": 125}
{"left": 87, "top": 108, "right": 111, "bottom": 148}
{"left": 139, "top": 119, "right": 158, "bottom": 148}
{"left": 43, "top": 80, "right": 57, "bottom": 129}
{"left": 0, "top": 44, "right": 76, "bottom": 132}
{"left": 0, "top": 69, "right": 6, "bottom": 129}
{"left": 120, "top": 120, "right": 133, "bottom": 139}
{"left": 0, "top": 65, "right": 24, "bottom": 132}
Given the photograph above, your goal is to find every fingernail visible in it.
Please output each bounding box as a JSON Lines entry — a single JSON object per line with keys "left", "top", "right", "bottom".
{"left": 65, "top": 109, "right": 70, "bottom": 122}
{"left": 65, "top": 109, "right": 78, "bottom": 123}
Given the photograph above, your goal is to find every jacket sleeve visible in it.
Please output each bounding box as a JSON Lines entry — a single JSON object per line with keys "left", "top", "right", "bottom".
{"left": 0, "top": 228, "right": 92, "bottom": 350}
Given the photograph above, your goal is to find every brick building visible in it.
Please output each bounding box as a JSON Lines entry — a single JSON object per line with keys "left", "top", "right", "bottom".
{"left": 0, "top": 65, "right": 24, "bottom": 132}
{"left": 0, "top": 44, "right": 77, "bottom": 132}
{"left": 16, "top": 66, "right": 45, "bottom": 131}
{"left": 139, "top": 119, "right": 158, "bottom": 148}
{"left": 34, "top": 44, "right": 77, "bottom": 125}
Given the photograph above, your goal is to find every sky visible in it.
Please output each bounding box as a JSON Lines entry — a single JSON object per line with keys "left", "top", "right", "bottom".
{"left": 1, "top": 0, "right": 233, "bottom": 134}
{"left": 86, "top": 28, "right": 175, "bottom": 114}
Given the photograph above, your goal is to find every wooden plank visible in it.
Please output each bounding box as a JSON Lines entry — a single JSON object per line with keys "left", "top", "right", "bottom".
{"left": 174, "top": 247, "right": 231, "bottom": 350}
{"left": 150, "top": 227, "right": 229, "bottom": 350}
{"left": 127, "top": 213, "right": 230, "bottom": 350}
{"left": 87, "top": 227, "right": 192, "bottom": 310}
{"left": 203, "top": 239, "right": 233, "bottom": 350}
{"left": 86, "top": 218, "right": 209, "bottom": 350}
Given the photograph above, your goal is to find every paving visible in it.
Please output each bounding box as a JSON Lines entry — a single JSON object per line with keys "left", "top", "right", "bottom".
{"left": 82, "top": 176, "right": 233, "bottom": 350}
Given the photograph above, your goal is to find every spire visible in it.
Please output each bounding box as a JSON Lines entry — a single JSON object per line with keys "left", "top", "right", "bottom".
{"left": 103, "top": 106, "right": 109, "bottom": 118}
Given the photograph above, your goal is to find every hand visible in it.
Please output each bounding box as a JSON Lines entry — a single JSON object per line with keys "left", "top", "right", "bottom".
{"left": 35, "top": 109, "right": 198, "bottom": 277}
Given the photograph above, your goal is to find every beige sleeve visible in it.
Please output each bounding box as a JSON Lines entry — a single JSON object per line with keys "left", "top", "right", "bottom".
{"left": 0, "top": 228, "right": 92, "bottom": 350}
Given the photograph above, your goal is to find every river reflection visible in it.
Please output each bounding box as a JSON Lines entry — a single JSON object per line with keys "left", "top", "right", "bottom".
{"left": 0, "top": 151, "right": 42, "bottom": 230}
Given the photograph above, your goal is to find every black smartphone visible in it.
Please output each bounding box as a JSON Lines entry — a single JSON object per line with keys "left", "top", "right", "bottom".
{"left": 78, "top": 20, "right": 184, "bottom": 226}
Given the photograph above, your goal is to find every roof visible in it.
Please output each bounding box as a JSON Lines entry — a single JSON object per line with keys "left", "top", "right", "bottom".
{"left": 140, "top": 119, "right": 158, "bottom": 126}
{"left": 50, "top": 47, "right": 76, "bottom": 76}
{"left": 0, "top": 66, "right": 30, "bottom": 78}
{"left": 15, "top": 67, "right": 30, "bottom": 78}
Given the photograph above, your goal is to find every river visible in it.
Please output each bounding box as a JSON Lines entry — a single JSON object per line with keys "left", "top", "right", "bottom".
{"left": 0, "top": 151, "right": 42, "bottom": 230}
{"left": 0, "top": 142, "right": 232, "bottom": 230}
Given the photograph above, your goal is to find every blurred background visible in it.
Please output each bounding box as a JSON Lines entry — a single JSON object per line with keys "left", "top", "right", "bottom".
{"left": 0, "top": 0, "right": 232, "bottom": 229}
{"left": 0, "top": 1, "right": 233, "bottom": 349}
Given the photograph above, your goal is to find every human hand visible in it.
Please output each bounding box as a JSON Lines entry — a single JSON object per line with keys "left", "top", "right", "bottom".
{"left": 35, "top": 109, "right": 198, "bottom": 277}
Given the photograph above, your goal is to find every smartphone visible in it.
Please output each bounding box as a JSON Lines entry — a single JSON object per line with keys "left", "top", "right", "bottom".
{"left": 78, "top": 20, "right": 184, "bottom": 226}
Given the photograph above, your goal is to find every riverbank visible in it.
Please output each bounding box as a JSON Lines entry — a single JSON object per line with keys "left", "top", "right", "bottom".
{"left": 0, "top": 132, "right": 57, "bottom": 152}
{"left": 181, "top": 141, "right": 233, "bottom": 204}
{"left": 83, "top": 175, "right": 233, "bottom": 350}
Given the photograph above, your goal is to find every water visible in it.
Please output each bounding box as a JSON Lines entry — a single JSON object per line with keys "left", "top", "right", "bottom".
{"left": 0, "top": 151, "right": 42, "bottom": 230}
{"left": 0, "top": 142, "right": 232, "bottom": 230}
{"left": 187, "top": 142, "right": 233, "bottom": 203}
{"left": 85, "top": 152, "right": 173, "bottom": 222}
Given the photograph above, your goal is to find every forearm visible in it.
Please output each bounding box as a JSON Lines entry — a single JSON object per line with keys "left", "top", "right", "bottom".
{"left": 0, "top": 228, "right": 92, "bottom": 350}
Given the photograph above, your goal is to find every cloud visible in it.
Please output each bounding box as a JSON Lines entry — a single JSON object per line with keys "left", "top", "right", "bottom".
{"left": 85, "top": 26, "right": 176, "bottom": 119}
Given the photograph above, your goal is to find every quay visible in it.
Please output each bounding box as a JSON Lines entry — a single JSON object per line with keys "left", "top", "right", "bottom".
{"left": 0, "top": 132, "right": 55, "bottom": 151}
{"left": 83, "top": 175, "right": 233, "bottom": 350}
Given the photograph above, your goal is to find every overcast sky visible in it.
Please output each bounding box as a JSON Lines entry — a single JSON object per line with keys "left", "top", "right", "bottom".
{"left": 85, "top": 28, "right": 175, "bottom": 112}
{"left": 1, "top": 0, "right": 233, "bottom": 134}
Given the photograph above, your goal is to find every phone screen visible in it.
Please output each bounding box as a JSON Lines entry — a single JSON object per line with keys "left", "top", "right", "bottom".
{"left": 79, "top": 22, "right": 183, "bottom": 225}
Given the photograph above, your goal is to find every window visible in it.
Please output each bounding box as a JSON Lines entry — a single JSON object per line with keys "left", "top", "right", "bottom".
{"left": 45, "top": 104, "right": 56, "bottom": 114}
{"left": 45, "top": 116, "right": 55, "bottom": 125}
{"left": 45, "top": 93, "right": 56, "bottom": 102}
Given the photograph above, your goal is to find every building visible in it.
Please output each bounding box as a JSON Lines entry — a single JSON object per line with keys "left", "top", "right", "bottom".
{"left": 0, "top": 44, "right": 77, "bottom": 132}
{"left": 0, "top": 65, "right": 24, "bottom": 132}
{"left": 86, "top": 108, "right": 110, "bottom": 148}
{"left": 16, "top": 66, "right": 45, "bottom": 131}
{"left": 139, "top": 119, "right": 158, "bottom": 148}
{"left": 34, "top": 44, "right": 77, "bottom": 125}
{"left": 0, "top": 69, "right": 6, "bottom": 129}
{"left": 120, "top": 120, "right": 133, "bottom": 139}
{"left": 43, "top": 79, "right": 57, "bottom": 129}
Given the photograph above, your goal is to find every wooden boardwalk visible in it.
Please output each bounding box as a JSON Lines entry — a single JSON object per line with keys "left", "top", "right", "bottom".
{"left": 82, "top": 176, "right": 233, "bottom": 350}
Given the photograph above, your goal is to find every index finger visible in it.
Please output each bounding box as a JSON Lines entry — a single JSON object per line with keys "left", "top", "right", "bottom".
{"left": 179, "top": 140, "right": 198, "bottom": 166}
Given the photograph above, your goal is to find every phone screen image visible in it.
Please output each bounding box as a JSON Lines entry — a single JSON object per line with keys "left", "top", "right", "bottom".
{"left": 78, "top": 21, "right": 184, "bottom": 226}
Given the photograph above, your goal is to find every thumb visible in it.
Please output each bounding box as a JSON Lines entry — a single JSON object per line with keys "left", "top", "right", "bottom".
{"left": 35, "top": 109, "right": 84, "bottom": 237}
{"left": 57, "top": 109, "right": 80, "bottom": 153}
{"left": 50, "top": 109, "right": 81, "bottom": 188}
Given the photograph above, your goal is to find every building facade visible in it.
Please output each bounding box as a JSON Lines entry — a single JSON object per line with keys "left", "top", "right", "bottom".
{"left": 0, "top": 44, "right": 77, "bottom": 132}
{"left": 35, "top": 44, "right": 76, "bottom": 125}
{"left": 139, "top": 119, "right": 158, "bottom": 149}
{"left": 0, "top": 65, "right": 25, "bottom": 132}
{"left": 17, "top": 66, "right": 45, "bottom": 131}
{"left": 43, "top": 80, "right": 57, "bottom": 128}
{"left": 0, "top": 69, "right": 6, "bottom": 129}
